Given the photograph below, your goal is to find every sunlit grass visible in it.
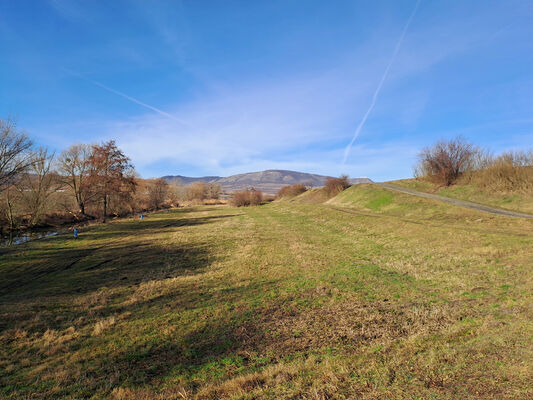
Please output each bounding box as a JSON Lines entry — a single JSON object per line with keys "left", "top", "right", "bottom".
{"left": 392, "top": 178, "right": 533, "bottom": 214}
{"left": 1, "top": 187, "right": 532, "bottom": 399}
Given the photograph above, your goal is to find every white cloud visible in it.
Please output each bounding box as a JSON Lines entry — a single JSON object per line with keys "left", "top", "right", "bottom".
{"left": 35, "top": 0, "right": 532, "bottom": 180}
{"left": 103, "top": 69, "right": 374, "bottom": 171}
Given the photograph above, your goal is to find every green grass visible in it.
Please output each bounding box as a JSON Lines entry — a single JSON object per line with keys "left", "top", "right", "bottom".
{"left": 327, "top": 183, "right": 494, "bottom": 223}
{"left": 1, "top": 188, "right": 532, "bottom": 399}
{"left": 329, "top": 184, "right": 396, "bottom": 211}
{"left": 392, "top": 178, "right": 533, "bottom": 214}
{"left": 288, "top": 187, "right": 329, "bottom": 204}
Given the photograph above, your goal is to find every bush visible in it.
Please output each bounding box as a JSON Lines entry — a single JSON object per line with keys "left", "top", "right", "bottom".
{"left": 465, "top": 150, "right": 533, "bottom": 192}
{"left": 415, "top": 137, "right": 478, "bottom": 186}
{"left": 185, "top": 182, "right": 222, "bottom": 201}
{"left": 324, "top": 175, "right": 350, "bottom": 197}
{"left": 415, "top": 137, "right": 532, "bottom": 191}
{"left": 276, "top": 184, "right": 308, "bottom": 199}
{"left": 230, "top": 188, "right": 263, "bottom": 207}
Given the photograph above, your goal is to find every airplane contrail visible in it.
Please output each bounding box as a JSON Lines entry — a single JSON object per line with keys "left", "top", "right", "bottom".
{"left": 62, "top": 68, "right": 191, "bottom": 127}
{"left": 342, "top": 0, "right": 422, "bottom": 164}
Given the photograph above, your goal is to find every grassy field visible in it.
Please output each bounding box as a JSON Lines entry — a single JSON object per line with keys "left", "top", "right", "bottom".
{"left": 391, "top": 178, "right": 533, "bottom": 214}
{"left": 1, "top": 185, "right": 532, "bottom": 399}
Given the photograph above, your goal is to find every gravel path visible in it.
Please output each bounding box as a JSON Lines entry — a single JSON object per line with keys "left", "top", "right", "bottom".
{"left": 375, "top": 182, "right": 533, "bottom": 219}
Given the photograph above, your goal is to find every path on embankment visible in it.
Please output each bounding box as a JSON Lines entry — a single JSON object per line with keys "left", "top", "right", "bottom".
{"left": 374, "top": 182, "right": 533, "bottom": 219}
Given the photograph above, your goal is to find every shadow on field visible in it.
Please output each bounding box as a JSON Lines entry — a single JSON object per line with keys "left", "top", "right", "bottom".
{"left": 0, "top": 208, "right": 295, "bottom": 396}
{"left": 92, "top": 280, "right": 280, "bottom": 390}
{"left": 67, "top": 213, "right": 240, "bottom": 243}
{"left": 0, "top": 213, "right": 237, "bottom": 301}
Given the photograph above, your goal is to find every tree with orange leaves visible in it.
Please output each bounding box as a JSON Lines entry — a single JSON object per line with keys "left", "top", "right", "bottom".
{"left": 87, "top": 140, "right": 136, "bottom": 221}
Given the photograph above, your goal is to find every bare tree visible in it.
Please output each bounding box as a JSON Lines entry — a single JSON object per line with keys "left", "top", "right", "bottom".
{"left": 167, "top": 183, "right": 181, "bottom": 206}
{"left": 0, "top": 118, "right": 33, "bottom": 192}
{"left": 206, "top": 183, "right": 222, "bottom": 199}
{"left": 148, "top": 178, "right": 169, "bottom": 209}
{"left": 186, "top": 181, "right": 208, "bottom": 201}
{"left": 18, "top": 148, "right": 57, "bottom": 226}
{"left": 3, "top": 184, "right": 21, "bottom": 230}
{"left": 415, "top": 137, "right": 477, "bottom": 186}
{"left": 58, "top": 144, "right": 93, "bottom": 215}
{"left": 184, "top": 182, "right": 222, "bottom": 201}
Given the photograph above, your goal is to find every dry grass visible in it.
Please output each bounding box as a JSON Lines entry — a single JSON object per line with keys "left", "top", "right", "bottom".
{"left": 466, "top": 163, "right": 533, "bottom": 193}
{"left": 289, "top": 188, "right": 329, "bottom": 204}
{"left": 393, "top": 177, "right": 533, "bottom": 214}
{"left": 93, "top": 316, "right": 116, "bottom": 336}
{"left": 1, "top": 188, "right": 532, "bottom": 399}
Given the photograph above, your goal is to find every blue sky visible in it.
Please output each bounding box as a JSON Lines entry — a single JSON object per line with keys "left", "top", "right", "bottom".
{"left": 1, "top": 0, "right": 532, "bottom": 180}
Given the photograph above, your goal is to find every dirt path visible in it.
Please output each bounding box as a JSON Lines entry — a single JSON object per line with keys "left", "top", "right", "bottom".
{"left": 375, "top": 182, "right": 533, "bottom": 219}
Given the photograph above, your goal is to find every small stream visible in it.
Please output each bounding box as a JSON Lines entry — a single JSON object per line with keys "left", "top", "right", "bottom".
{"left": 1, "top": 211, "right": 161, "bottom": 248}
{"left": 1, "top": 230, "right": 60, "bottom": 248}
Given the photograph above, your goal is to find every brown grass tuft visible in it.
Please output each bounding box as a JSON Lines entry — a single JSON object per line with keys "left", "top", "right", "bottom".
{"left": 111, "top": 386, "right": 191, "bottom": 399}
{"left": 92, "top": 316, "right": 116, "bottom": 336}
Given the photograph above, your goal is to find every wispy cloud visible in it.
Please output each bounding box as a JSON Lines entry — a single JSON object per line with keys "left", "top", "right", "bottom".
{"left": 96, "top": 65, "right": 421, "bottom": 179}
{"left": 342, "top": 0, "right": 421, "bottom": 164}
{"left": 32, "top": 0, "right": 530, "bottom": 181}
{"left": 62, "top": 68, "right": 192, "bottom": 128}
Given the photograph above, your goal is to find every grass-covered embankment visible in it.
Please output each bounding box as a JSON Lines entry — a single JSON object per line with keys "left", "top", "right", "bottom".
{"left": 391, "top": 178, "right": 533, "bottom": 214}
{"left": 1, "top": 188, "right": 532, "bottom": 399}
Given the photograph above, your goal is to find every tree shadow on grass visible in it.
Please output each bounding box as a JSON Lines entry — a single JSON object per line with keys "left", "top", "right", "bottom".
{"left": 0, "top": 207, "right": 291, "bottom": 397}
{"left": 0, "top": 212, "right": 240, "bottom": 256}
{"left": 1, "top": 250, "right": 284, "bottom": 397}
{"left": 62, "top": 213, "right": 240, "bottom": 243}
{"left": 0, "top": 213, "right": 238, "bottom": 302}
{"left": 1, "top": 243, "right": 208, "bottom": 297}
{"left": 81, "top": 279, "right": 282, "bottom": 394}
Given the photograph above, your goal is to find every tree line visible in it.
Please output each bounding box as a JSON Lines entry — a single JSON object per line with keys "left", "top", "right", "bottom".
{"left": 0, "top": 117, "right": 221, "bottom": 232}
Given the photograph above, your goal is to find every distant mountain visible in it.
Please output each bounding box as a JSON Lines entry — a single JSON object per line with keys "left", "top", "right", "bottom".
{"left": 349, "top": 177, "right": 373, "bottom": 185}
{"left": 161, "top": 175, "right": 221, "bottom": 185}
{"left": 163, "top": 169, "right": 372, "bottom": 194}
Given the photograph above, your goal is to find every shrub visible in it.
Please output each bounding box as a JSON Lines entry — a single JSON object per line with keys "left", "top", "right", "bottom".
{"left": 465, "top": 150, "right": 533, "bottom": 192}
{"left": 231, "top": 191, "right": 248, "bottom": 207}
{"left": 185, "top": 182, "right": 222, "bottom": 201}
{"left": 250, "top": 189, "right": 263, "bottom": 205}
{"left": 415, "top": 137, "right": 478, "bottom": 186}
{"left": 230, "top": 188, "right": 263, "bottom": 207}
{"left": 416, "top": 137, "right": 532, "bottom": 192}
{"left": 324, "top": 175, "right": 350, "bottom": 197}
{"left": 276, "top": 184, "right": 308, "bottom": 199}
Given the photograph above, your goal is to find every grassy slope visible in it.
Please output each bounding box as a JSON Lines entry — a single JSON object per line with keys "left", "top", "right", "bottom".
{"left": 1, "top": 190, "right": 532, "bottom": 399}
{"left": 328, "top": 183, "right": 497, "bottom": 219}
{"left": 391, "top": 178, "right": 533, "bottom": 214}
{"left": 287, "top": 187, "right": 329, "bottom": 204}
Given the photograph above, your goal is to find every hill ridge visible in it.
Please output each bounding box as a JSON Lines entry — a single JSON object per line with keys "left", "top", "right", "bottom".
{"left": 162, "top": 169, "right": 372, "bottom": 193}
